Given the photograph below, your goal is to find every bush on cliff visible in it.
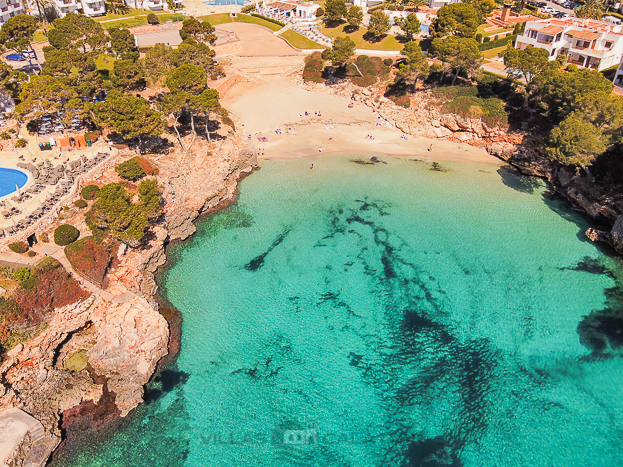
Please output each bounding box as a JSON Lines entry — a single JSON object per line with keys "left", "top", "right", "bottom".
{"left": 303, "top": 52, "right": 325, "bottom": 83}
{"left": 115, "top": 158, "right": 146, "bottom": 181}
{"left": 81, "top": 184, "right": 100, "bottom": 200}
{"left": 8, "top": 241, "right": 28, "bottom": 253}
{"left": 74, "top": 199, "right": 88, "bottom": 209}
{"left": 0, "top": 257, "right": 89, "bottom": 349}
{"left": 65, "top": 237, "right": 113, "bottom": 287}
{"left": 86, "top": 179, "right": 162, "bottom": 246}
{"left": 54, "top": 224, "right": 80, "bottom": 246}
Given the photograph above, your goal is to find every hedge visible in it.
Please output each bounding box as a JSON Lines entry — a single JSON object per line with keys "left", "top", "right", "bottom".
{"left": 250, "top": 13, "right": 285, "bottom": 27}
{"left": 81, "top": 184, "right": 100, "bottom": 200}
{"left": 8, "top": 241, "right": 28, "bottom": 253}
{"left": 54, "top": 224, "right": 80, "bottom": 246}
{"left": 147, "top": 13, "right": 159, "bottom": 24}
{"left": 479, "top": 34, "right": 517, "bottom": 51}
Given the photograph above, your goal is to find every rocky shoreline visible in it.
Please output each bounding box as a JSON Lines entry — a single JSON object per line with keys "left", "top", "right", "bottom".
{"left": 0, "top": 121, "right": 254, "bottom": 466}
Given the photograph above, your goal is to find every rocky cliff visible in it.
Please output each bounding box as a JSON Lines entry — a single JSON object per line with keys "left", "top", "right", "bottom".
{"left": 0, "top": 122, "right": 253, "bottom": 466}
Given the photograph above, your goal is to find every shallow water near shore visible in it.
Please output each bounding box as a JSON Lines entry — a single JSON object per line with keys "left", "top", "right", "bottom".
{"left": 53, "top": 154, "right": 623, "bottom": 467}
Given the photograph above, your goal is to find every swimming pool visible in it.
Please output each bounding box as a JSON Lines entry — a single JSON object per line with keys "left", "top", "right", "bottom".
{"left": 0, "top": 167, "right": 28, "bottom": 198}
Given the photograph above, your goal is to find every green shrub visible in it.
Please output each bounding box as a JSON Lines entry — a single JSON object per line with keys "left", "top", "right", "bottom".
{"left": 432, "top": 85, "right": 479, "bottom": 101}
{"left": 475, "top": 33, "right": 482, "bottom": 43}
{"left": 81, "top": 184, "right": 100, "bottom": 200}
{"left": 147, "top": 13, "right": 159, "bottom": 24}
{"left": 13, "top": 267, "right": 32, "bottom": 282}
{"left": 479, "top": 34, "right": 517, "bottom": 51}
{"left": 250, "top": 13, "right": 285, "bottom": 27}
{"left": 8, "top": 128, "right": 16, "bottom": 134}
{"left": 74, "top": 199, "right": 88, "bottom": 209}
{"left": 0, "top": 132, "right": 9, "bottom": 140}
{"left": 241, "top": 3, "right": 255, "bottom": 12}
{"left": 54, "top": 224, "right": 80, "bottom": 246}
{"left": 315, "top": 7, "right": 324, "bottom": 16}
{"left": 303, "top": 52, "right": 325, "bottom": 83}
{"left": 115, "top": 158, "right": 146, "bottom": 181}
{"left": 8, "top": 242, "right": 28, "bottom": 253}
{"left": 442, "top": 95, "right": 508, "bottom": 128}
{"left": 383, "top": 58, "right": 393, "bottom": 66}
{"left": 14, "top": 138, "right": 27, "bottom": 148}
{"left": 39, "top": 232, "right": 49, "bottom": 243}
{"left": 27, "top": 251, "right": 36, "bottom": 257}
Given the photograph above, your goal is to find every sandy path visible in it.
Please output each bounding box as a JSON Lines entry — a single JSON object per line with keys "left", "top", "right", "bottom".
{"left": 222, "top": 76, "right": 501, "bottom": 165}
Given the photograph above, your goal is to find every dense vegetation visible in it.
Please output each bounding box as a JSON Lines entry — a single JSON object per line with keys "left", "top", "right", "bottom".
{"left": 86, "top": 179, "right": 162, "bottom": 246}
{"left": 0, "top": 13, "right": 223, "bottom": 152}
{"left": 81, "top": 184, "right": 100, "bottom": 200}
{"left": 0, "top": 258, "right": 89, "bottom": 351}
{"left": 65, "top": 237, "right": 113, "bottom": 287}
{"left": 116, "top": 157, "right": 146, "bottom": 181}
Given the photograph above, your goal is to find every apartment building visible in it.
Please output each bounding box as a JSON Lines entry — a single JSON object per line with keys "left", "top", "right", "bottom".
{"left": 515, "top": 17, "right": 623, "bottom": 71}
{"left": 81, "top": 0, "right": 105, "bottom": 16}
{"left": 0, "top": 0, "right": 25, "bottom": 28}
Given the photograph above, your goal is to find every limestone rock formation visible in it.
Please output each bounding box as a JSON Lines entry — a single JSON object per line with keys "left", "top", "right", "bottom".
{"left": 0, "top": 295, "right": 169, "bottom": 434}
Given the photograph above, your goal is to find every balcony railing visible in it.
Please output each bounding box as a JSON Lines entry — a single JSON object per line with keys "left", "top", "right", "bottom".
{"left": 1, "top": 6, "right": 8, "bottom": 11}
{"left": 536, "top": 39, "right": 553, "bottom": 45}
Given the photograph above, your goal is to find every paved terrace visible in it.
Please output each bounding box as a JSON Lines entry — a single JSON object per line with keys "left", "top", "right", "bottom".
{"left": 0, "top": 142, "right": 116, "bottom": 242}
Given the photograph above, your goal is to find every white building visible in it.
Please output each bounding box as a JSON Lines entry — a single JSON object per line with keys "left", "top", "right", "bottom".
{"left": 614, "top": 56, "right": 623, "bottom": 86}
{"left": 124, "top": 0, "right": 163, "bottom": 10}
{"left": 255, "top": 1, "right": 318, "bottom": 23}
{"left": 428, "top": 0, "right": 460, "bottom": 10}
{"left": 515, "top": 18, "right": 623, "bottom": 71}
{"left": 0, "top": 0, "right": 25, "bottom": 27}
{"left": 351, "top": 0, "right": 382, "bottom": 12}
{"left": 51, "top": 0, "right": 81, "bottom": 17}
{"left": 81, "top": 0, "right": 105, "bottom": 16}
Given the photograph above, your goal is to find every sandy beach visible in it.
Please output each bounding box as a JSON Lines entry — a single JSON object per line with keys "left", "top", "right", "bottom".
{"left": 222, "top": 76, "right": 502, "bottom": 164}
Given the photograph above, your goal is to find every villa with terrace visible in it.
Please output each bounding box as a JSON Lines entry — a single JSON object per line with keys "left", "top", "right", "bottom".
{"left": 514, "top": 17, "right": 623, "bottom": 71}
{"left": 123, "top": 0, "right": 163, "bottom": 10}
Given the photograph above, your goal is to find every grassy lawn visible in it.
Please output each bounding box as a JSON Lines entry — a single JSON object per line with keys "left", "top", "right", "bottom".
{"left": 101, "top": 13, "right": 183, "bottom": 29}
{"left": 33, "top": 29, "right": 47, "bottom": 43}
{"left": 476, "top": 24, "right": 514, "bottom": 37}
{"left": 279, "top": 30, "right": 324, "bottom": 49}
{"left": 321, "top": 22, "right": 402, "bottom": 51}
{"left": 483, "top": 46, "right": 507, "bottom": 59}
{"left": 234, "top": 14, "right": 283, "bottom": 31}
{"left": 95, "top": 54, "right": 115, "bottom": 71}
{"left": 93, "top": 8, "right": 145, "bottom": 22}
{"left": 199, "top": 13, "right": 233, "bottom": 25}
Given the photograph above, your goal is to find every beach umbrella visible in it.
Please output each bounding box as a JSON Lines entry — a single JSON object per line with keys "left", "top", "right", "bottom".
{"left": 15, "top": 184, "right": 20, "bottom": 196}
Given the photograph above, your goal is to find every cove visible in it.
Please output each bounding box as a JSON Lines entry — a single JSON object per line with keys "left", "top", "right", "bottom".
{"left": 53, "top": 154, "right": 623, "bottom": 467}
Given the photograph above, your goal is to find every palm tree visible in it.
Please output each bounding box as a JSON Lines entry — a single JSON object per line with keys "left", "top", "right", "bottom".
{"left": 575, "top": 0, "right": 606, "bottom": 19}
{"left": 28, "top": 0, "right": 56, "bottom": 26}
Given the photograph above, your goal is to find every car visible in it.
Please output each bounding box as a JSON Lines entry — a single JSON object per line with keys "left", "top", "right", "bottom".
{"left": 5, "top": 53, "right": 25, "bottom": 61}
{"left": 535, "top": 2, "right": 547, "bottom": 7}
{"left": 541, "top": 6, "right": 556, "bottom": 12}
{"left": 555, "top": 12, "right": 570, "bottom": 17}
{"left": 19, "top": 50, "right": 35, "bottom": 59}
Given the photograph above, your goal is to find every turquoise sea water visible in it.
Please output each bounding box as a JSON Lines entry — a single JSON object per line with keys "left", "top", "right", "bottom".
{"left": 54, "top": 154, "right": 623, "bottom": 467}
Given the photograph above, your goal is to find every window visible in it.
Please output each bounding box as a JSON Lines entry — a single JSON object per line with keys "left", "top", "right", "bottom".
{"left": 527, "top": 29, "right": 538, "bottom": 39}
{"left": 575, "top": 40, "right": 590, "bottom": 48}
{"left": 605, "top": 41, "right": 613, "bottom": 49}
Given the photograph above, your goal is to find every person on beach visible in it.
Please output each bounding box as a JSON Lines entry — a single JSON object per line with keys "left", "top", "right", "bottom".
{"left": 310, "top": 164, "right": 314, "bottom": 169}
{"left": 428, "top": 144, "right": 433, "bottom": 151}
{"left": 319, "top": 148, "right": 322, "bottom": 152}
